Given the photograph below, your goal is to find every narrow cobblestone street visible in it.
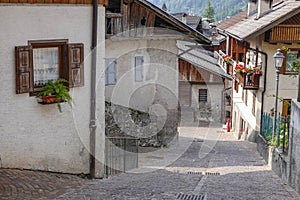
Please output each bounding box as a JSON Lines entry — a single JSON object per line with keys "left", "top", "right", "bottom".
{"left": 1, "top": 126, "right": 300, "bottom": 200}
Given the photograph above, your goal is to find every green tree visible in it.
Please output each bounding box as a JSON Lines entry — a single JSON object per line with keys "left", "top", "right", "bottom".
{"left": 203, "top": 0, "right": 215, "bottom": 22}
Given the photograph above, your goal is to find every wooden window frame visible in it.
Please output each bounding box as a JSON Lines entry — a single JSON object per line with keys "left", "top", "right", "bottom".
{"left": 29, "top": 40, "right": 67, "bottom": 93}
{"left": 234, "top": 79, "right": 239, "bottom": 93}
{"left": 16, "top": 39, "right": 84, "bottom": 95}
{"left": 280, "top": 49, "right": 299, "bottom": 75}
{"left": 282, "top": 99, "right": 292, "bottom": 116}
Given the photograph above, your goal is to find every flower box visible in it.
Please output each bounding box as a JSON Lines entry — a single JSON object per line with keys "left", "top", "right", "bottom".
{"left": 236, "top": 72, "right": 261, "bottom": 90}
{"left": 37, "top": 95, "right": 63, "bottom": 104}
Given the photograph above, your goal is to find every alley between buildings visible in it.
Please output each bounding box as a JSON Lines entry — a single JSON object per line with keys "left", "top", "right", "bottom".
{"left": 1, "top": 125, "right": 299, "bottom": 200}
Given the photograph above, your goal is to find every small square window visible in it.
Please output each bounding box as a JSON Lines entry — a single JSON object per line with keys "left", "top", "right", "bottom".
{"left": 199, "top": 89, "right": 208, "bottom": 102}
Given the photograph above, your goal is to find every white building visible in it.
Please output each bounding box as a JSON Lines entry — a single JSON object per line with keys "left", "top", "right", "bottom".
{"left": 217, "top": 0, "right": 300, "bottom": 140}
{"left": 0, "top": 0, "right": 107, "bottom": 177}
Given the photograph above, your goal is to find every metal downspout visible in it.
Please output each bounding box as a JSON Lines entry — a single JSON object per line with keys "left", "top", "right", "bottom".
{"left": 90, "top": 0, "right": 98, "bottom": 178}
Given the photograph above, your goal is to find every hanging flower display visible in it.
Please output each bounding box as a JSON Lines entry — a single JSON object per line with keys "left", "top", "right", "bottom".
{"left": 234, "top": 63, "right": 263, "bottom": 75}
{"left": 222, "top": 55, "right": 231, "bottom": 63}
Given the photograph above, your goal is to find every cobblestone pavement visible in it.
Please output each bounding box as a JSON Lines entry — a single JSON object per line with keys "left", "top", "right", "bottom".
{"left": 1, "top": 126, "right": 300, "bottom": 200}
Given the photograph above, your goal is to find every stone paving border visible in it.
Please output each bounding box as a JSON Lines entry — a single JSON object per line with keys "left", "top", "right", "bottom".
{"left": 0, "top": 168, "right": 88, "bottom": 200}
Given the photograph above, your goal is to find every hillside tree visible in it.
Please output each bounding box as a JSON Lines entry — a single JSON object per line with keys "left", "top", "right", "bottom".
{"left": 203, "top": 0, "right": 215, "bottom": 22}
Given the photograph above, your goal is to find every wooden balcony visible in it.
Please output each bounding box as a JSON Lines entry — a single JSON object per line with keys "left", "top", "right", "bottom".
{"left": 270, "top": 25, "right": 300, "bottom": 43}
{"left": 106, "top": 13, "right": 123, "bottom": 38}
{"left": 236, "top": 72, "right": 260, "bottom": 90}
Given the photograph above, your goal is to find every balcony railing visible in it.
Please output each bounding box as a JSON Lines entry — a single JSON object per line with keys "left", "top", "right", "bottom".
{"left": 106, "top": 13, "right": 123, "bottom": 37}
{"left": 236, "top": 72, "right": 260, "bottom": 90}
{"left": 215, "top": 50, "right": 235, "bottom": 75}
{"left": 270, "top": 25, "right": 300, "bottom": 43}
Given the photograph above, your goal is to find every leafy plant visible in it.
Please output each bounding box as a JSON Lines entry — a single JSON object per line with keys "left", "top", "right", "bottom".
{"left": 37, "top": 79, "right": 72, "bottom": 112}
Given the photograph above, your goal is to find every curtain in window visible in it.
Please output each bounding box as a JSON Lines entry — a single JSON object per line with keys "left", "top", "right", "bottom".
{"left": 33, "top": 47, "right": 59, "bottom": 86}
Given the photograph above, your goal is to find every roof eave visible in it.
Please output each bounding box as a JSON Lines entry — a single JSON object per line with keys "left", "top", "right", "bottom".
{"left": 243, "top": 8, "right": 300, "bottom": 41}
{"left": 136, "top": 0, "right": 211, "bottom": 44}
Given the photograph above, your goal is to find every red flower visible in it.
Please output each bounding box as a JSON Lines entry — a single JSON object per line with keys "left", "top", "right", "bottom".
{"left": 223, "top": 55, "right": 231, "bottom": 63}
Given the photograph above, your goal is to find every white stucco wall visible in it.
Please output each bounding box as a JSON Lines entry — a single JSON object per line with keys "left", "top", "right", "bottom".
{"left": 232, "top": 81, "right": 259, "bottom": 140}
{"left": 262, "top": 42, "right": 299, "bottom": 113}
{"left": 0, "top": 5, "right": 105, "bottom": 175}
{"left": 105, "top": 38, "right": 178, "bottom": 112}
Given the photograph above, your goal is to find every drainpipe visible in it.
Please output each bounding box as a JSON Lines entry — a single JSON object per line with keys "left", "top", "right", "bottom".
{"left": 90, "top": 0, "right": 98, "bottom": 178}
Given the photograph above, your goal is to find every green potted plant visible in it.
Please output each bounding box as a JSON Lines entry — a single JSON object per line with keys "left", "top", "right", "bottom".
{"left": 37, "top": 79, "right": 72, "bottom": 112}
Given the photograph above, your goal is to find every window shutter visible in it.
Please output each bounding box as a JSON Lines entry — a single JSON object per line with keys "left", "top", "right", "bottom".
{"left": 15, "top": 46, "right": 33, "bottom": 94}
{"left": 135, "top": 56, "right": 144, "bottom": 81}
{"left": 68, "top": 43, "right": 84, "bottom": 87}
{"left": 105, "top": 58, "right": 117, "bottom": 85}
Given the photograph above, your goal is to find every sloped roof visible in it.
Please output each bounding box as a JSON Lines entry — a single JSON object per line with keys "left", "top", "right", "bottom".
{"left": 137, "top": 0, "right": 211, "bottom": 43}
{"left": 217, "top": 0, "right": 300, "bottom": 41}
{"left": 217, "top": 11, "right": 248, "bottom": 31}
{"left": 172, "top": 13, "right": 201, "bottom": 30}
{"left": 177, "top": 41, "right": 232, "bottom": 80}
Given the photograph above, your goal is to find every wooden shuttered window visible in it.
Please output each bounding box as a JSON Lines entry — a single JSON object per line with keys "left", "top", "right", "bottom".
{"left": 15, "top": 46, "right": 33, "bottom": 94}
{"left": 15, "top": 42, "right": 84, "bottom": 94}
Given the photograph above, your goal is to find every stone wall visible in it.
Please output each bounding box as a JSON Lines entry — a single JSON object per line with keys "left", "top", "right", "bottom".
{"left": 256, "top": 134, "right": 270, "bottom": 163}
{"left": 271, "top": 149, "right": 289, "bottom": 184}
{"left": 257, "top": 100, "right": 300, "bottom": 194}
{"left": 288, "top": 100, "right": 300, "bottom": 193}
{"left": 105, "top": 102, "right": 179, "bottom": 147}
